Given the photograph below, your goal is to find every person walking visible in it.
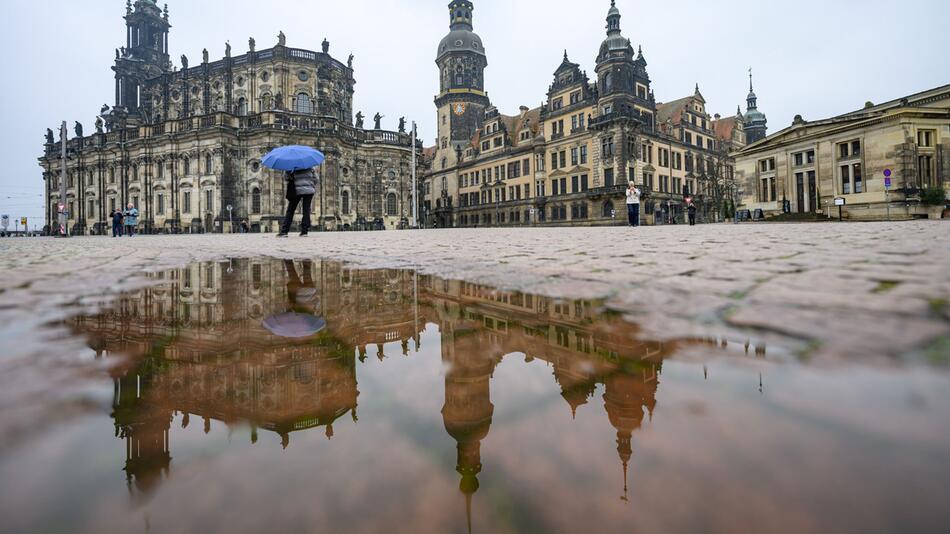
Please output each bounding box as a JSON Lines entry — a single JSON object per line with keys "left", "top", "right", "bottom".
{"left": 625, "top": 182, "right": 641, "bottom": 227}
{"left": 110, "top": 209, "right": 124, "bottom": 237}
{"left": 123, "top": 203, "right": 139, "bottom": 237}
{"left": 240, "top": 219, "right": 250, "bottom": 234}
{"left": 686, "top": 198, "right": 697, "bottom": 226}
{"left": 278, "top": 167, "right": 317, "bottom": 237}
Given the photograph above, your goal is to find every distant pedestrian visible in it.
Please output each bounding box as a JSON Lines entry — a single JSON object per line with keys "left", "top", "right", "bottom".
{"left": 240, "top": 219, "right": 250, "bottom": 234}
{"left": 278, "top": 168, "right": 317, "bottom": 238}
{"left": 123, "top": 203, "right": 139, "bottom": 237}
{"left": 625, "top": 182, "right": 641, "bottom": 227}
{"left": 686, "top": 198, "right": 697, "bottom": 226}
{"left": 110, "top": 209, "right": 124, "bottom": 237}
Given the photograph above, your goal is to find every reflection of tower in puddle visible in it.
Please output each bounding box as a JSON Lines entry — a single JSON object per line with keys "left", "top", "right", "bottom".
{"left": 440, "top": 318, "right": 499, "bottom": 533}
{"left": 603, "top": 359, "right": 660, "bottom": 502}
{"left": 111, "top": 369, "right": 172, "bottom": 503}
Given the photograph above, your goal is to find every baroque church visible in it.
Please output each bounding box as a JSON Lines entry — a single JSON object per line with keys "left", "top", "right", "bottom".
{"left": 40, "top": 0, "right": 424, "bottom": 234}
{"left": 422, "top": 0, "right": 768, "bottom": 228}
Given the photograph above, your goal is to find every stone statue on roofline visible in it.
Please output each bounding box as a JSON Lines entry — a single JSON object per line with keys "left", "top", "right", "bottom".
{"left": 202, "top": 48, "right": 209, "bottom": 64}
{"left": 355, "top": 112, "right": 364, "bottom": 129}
{"left": 347, "top": 54, "right": 354, "bottom": 69}
{"left": 74, "top": 121, "right": 83, "bottom": 138}
{"left": 277, "top": 31, "right": 286, "bottom": 46}
{"left": 322, "top": 38, "right": 330, "bottom": 54}
{"left": 45, "top": 128, "right": 54, "bottom": 145}
{"left": 373, "top": 113, "right": 382, "bottom": 130}
{"left": 95, "top": 117, "right": 104, "bottom": 134}
{"left": 181, "top": 54, "right": 188, "bottom": 69}
{"left": 248, "top": 37, "right": 255, "bottom": 53}
{"left": 398, "top": 117, "right": 406, "bottom": 133}
{"left": 225, "top": 41, "right": 231, "bottom": 58}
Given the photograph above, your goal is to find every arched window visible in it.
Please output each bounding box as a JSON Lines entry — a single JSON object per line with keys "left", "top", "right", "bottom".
{"left": 604, "top": 72, "right": 613, "bottom": 93}
{"left": 341, "top": 190, "right": 350, "bottom": 214}
{"left": 295, "top": 93, "right": 312, "bottom": 114}
{"left": 386, "top": 193, "right": 397, "bottom": 216}
{"left": 183, "top": 157, "right": 190, "bottom": 175}
{"left": 237, "top": 97, "right": 247, "bottom": 116}
{"left": 251, "top": 188, "right": 261, "bottom": 214}
{"left": 455, "top": 66, "right": 463, "bottom": 86}
{"left": 602, "top": 200, "right": 614, "bottom": 218}
{"left": 205, "top": 154, "right": 213, "bottom": 174}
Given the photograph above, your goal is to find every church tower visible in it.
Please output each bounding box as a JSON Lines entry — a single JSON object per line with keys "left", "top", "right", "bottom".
{"left": 112, "top": 0, "right": 171, "bottom": 125}
{"left": 743, "top": 70, "right": 768, "bottom": 144}
{"left": 434, "top": 0, "right": 489, "bottom": 164}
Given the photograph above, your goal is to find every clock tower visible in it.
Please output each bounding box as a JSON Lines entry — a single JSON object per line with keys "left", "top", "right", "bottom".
{"left": 434, "top": 0, "right": 489, "bottom": 162}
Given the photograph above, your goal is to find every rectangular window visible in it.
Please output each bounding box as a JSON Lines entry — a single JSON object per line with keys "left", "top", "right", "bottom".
{"left": 794, "top": 153, "right": 803, "bottom": 166}
{"left": 157, "top": 194, "right": 164, "bottom": 214}
{"left": 571, "top": 148, "right": 578, "bottom": 166}
{"left": 560, "top": 178, "right": 567, "bottom": 195}
{"left": 571, "top": 175, "right": 579, "bottom": 193}
{"left": 559, "top": 151, "right": 566, "bottom": 168}
{"left": 918, "top": 130, "right": 934, "bottom": 147}
{"left": 580, "top": 145, "right": 588, "bottom": 164}
{"left": 524, "top": 184, "right": 530, "bottom": 199}
{"left": 685, "top": 132, "right": 692, "bottom": 144}
{"left": 551, "top": 179, "right": 559, "bottom": 196}
{"left": 523, "top": 158, "right": 530, "bottom": 175}
{"left": 807, "top": 150, "right": 815, "bottom": 164}
{"left": 602, "top": 137, "right": 614, "bottom": 159}
{"left": 551, "top": 152, "right": 558, "bottom": 169}
{"left": 840, "top": 164, "right": 851, "bottom": 194}
{"left": 183, "top": 191, "right": 191, "bottom": 214}
{"left": 205, "top": 190, "right": 213, "bottom": 212}
{"left": 852, "top": 163, "right": 862, "bottom": 193}
{"left": 604, "top": 168, "right": 614, "bottom": 187}
{"left": 581, "top": 174, "right": 588, "bottom": 191}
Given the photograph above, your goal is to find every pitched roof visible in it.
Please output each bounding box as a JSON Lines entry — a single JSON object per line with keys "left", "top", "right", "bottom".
{"left": 656, "top": 96, "right": 692, "bottom": 124}
{"left": 711, "top": 116, "right": 739, "bottom": 141}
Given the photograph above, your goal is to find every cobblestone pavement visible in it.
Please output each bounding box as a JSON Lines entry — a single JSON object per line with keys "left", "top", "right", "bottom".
{"left": 1, "top": 221, "right": 948, "bottom": 366}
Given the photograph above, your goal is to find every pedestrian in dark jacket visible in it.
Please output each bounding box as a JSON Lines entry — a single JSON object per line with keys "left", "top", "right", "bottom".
{"left": 278, "top": 168, "right": 317, "bottom": 237}
{"left": 687, "top": 199, "right": 697, "bottom": 226}
{"left": 110, "top": 209, "right": 124, "bottom": 237}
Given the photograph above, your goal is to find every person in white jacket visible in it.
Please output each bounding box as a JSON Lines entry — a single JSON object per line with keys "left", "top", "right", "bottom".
{"left": 625, "top": 182, "right": 641, "bottom": 227}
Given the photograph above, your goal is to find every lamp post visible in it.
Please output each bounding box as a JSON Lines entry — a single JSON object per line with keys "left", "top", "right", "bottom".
{"left": 58, "top": 121, "right": 69, "bottom": 237}
{"left": 411, "top": 121, "right": 417, "bottom": 228}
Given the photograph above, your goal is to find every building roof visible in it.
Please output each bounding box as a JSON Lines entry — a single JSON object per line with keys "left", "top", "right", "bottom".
{"left": 737, "top": 84, "right": 950, "bottom": 154}
{"left": 711, "top": 116, "right": 740, "bottom": 142}
{"left": 656, "top": 96, "right": 692, "bottom": 124}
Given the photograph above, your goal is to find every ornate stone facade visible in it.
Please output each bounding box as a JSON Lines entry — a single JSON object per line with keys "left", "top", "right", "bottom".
{"left": 40, "top": 0, "right": 423, "bottom": 234}
{"left": 423, "top": 0, "right": 761, "bottom": 228}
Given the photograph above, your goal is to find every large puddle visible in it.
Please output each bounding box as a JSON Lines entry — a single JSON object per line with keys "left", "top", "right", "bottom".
{"left": 2, "top": 258, "right": 949, "bottom": 533}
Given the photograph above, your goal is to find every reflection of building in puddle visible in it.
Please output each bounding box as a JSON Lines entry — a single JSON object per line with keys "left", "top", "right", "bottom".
{"left": 72, "top": 259, "right": 748, "bottom": 518}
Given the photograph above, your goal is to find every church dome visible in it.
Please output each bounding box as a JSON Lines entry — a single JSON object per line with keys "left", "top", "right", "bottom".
{"left": 437, "top": 29, "right": 486, "bottom": 60}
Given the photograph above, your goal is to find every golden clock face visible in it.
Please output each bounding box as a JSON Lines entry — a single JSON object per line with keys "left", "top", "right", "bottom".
{"left": 453, "top": 103, "right": 466, "bottom": 116}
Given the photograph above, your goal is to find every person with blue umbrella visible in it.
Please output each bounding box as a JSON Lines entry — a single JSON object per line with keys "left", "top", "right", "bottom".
{"left": 262, "top": 145, "right": 325, "bottom": 237}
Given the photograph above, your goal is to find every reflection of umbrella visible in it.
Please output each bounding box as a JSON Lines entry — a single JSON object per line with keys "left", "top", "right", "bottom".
{"left": 262, "top": 313, "right": 326, "bottom": 338}
{"left": 262, "top": 145, "right": 326, "bottom": 171}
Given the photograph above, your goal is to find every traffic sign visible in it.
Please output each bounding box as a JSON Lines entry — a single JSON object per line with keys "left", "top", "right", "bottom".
{"left": 834, "top": 197, "right": 846, "bottom": 206}
{"left": 884, "top": 169, "right": 892, "bottom": 189}
{"left": 21, "top": 217, "right": 28, "bottom": 226}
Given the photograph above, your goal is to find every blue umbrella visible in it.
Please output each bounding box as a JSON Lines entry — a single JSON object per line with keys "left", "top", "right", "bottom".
{"left": 262, "top": 313, "right": 327, "bottom": 338}
{"left": 261, "top": 145, "right": 326, "bottom": 172}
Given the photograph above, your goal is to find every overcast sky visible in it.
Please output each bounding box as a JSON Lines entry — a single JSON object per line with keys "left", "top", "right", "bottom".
{"left": 2, "top": 0, "right": 947, "bottom": 226}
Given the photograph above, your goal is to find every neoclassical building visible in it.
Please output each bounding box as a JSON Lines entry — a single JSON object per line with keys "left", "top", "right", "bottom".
{"left": 40, "top": 0, "right": 423, "bottom": 234}
{"left": 422, "top": 0, "right": 763, "bottom": 227}
{"left": 735, "top": 85, "right": 949, "bottom": 219}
